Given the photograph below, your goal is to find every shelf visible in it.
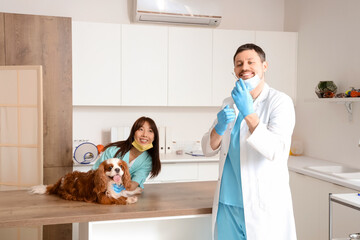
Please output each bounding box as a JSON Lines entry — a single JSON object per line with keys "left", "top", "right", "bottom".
{"left": 316, "top": 98, "right": 360, "bottom": 102}
{"left": 305, "top": 97, "right": 360, "bottom": 121}
{"left": 305, "top": 97, "right": 360, "bottom": 103}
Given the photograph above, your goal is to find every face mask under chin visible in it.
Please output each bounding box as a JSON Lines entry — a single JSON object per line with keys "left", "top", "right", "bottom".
{"left": 243, "top": 74, "right": 261, "bottom": 91}
{"left": 132, "top": 139, "right": 153, "bottom": 152}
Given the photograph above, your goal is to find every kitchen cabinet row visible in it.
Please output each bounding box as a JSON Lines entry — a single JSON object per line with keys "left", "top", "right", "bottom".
{"left": 290, "top": 171, "right": 360, "bottom": 240}
{"left": 73, "top": 22, "right": 298, "bottom": 106}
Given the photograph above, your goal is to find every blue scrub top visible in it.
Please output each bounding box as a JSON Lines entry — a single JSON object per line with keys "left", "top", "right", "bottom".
{"left": 217, "top": 115, "right": 247, "bottom": 239}
{"left": 219, "top": 116, "right": 244, "bottom": 206}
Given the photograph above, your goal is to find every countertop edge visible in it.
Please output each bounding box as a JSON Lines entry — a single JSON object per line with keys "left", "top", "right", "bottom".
{"left": 0, "top": 181, "right": 216, "bottom": 227}
{"left": 288, "top": 156, "right": 360, "bottom": 191}
{"left": 0, "top": 208, "right": 213, "bottom": 228}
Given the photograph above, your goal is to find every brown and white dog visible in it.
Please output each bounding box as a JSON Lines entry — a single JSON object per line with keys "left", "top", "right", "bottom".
{"left": 31, "top": 158, "right": 138, "bottom": 205}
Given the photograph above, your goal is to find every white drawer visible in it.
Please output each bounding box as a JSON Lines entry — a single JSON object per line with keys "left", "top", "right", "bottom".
{"left": 147, "top": 162, "right": 198, "bottom": 183}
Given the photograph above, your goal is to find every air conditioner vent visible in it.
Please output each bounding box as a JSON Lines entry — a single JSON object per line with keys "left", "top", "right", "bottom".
{"left": 134, "top": 0, "right": 222, "bottom": 26}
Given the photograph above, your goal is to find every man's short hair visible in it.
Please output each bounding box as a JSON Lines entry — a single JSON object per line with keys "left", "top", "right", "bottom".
{"left": 233, "top": 43, "right": 266, "bottom": 63}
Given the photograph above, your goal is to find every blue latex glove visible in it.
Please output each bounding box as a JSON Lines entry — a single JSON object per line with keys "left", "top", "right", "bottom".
{"left": 214, "top": 105, "right": 236, "bottom": 136}
{"left": 231, "top": 78, "right": 254, "bottom": 118}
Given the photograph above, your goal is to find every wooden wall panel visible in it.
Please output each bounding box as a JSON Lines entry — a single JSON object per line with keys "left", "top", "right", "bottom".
{"left": 4, "top": 13, "right": 72, "bottom": 176}
{"left": 43, "top": 224, "right": 72, "bottom": 240}
{"left": 3, "top": 13, "right": 73, "bottom": 240}
{"left": 0, "top": 13, "right": 5, "bottom": 65}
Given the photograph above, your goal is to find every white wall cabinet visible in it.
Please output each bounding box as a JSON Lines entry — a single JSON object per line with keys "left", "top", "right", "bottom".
{"left": 168, "top": 27, "right": 213, "bottom": 106}
{"left": 289, "top": 171, "right": 360, "bottom": 240}
{"left": 255, "top": 31, "right": 298, "bottom": 103}
{"left": 212, "top": 29, "right": 256, "bottom": 106}
{"left": 72, "top": 21, "right": 121, "bottom": 106}
{"left": 121, "top": 24, "right": 168, "bottom": 106}
{"left": 72, "top": 22, "right": 297, "bottom": 106}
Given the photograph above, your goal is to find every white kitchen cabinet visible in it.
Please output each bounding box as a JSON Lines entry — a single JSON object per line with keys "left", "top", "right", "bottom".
{"left": 212, "top": 29, "right": 255, "bottom": 106}
{"left": 168, "top": 27, "right": 213, "bottom": 106}
{"left": 72, "top": 21, "right": 121, "bottom": 106}
{"left": 147, "top": 162, "right": 198, "bottom": 183}
{"left": 255, "top": 31, "right": 298, "bottom": 103}
{"left": 121, "top": 24, "right": 168, "bottom": 106}
{"left": 146, "top": 161, "right": 219, "bottom": 183}
{"left": 79, "top": 215, "right": 211, "bottom": 240}
{"left": 198, "top": 162, "right": 219, "bottom": 181}
{"left": 289, "top": 171, "right": 360, "bottom": 240}
{"left": 329, "top": 194, "right": 360, "bottom": 240}
{"left": 72, "top": 21, "right": 298, "bottom": 107}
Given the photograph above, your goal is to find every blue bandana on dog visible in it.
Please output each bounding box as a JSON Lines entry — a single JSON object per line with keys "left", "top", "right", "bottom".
{"left": 112, "top": 184, "right": 125, "bottom": 193}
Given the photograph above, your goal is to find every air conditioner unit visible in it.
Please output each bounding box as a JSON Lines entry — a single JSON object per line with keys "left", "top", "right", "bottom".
{"left": 134, "top": 0, "right": 222, "bottom": 26}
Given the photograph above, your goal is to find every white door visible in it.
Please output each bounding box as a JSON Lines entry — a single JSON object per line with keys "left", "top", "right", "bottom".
{"left": 72, "top": 21, "right": 121, "bottom": 106}
{"left": 121, "top": 24, "right": 168, "bottom": 106}
{"left": 212, "top": 29, "right": 255, "bottom": 106}
{"left": 255, "top": 31, "right": 298, "bottom": 103}
{"left": 168, "top": 27, "right": 213, "bottom": 106}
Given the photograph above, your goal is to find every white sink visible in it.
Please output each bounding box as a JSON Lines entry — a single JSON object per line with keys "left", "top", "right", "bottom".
{"left": 306, "top": 165, "right": 360, "bottom": 180}
{"left": 306, "top": 165, "right": 360, "bottom": 174}
{"left": 332, "top": 172, "right": 360, "bottom": 181}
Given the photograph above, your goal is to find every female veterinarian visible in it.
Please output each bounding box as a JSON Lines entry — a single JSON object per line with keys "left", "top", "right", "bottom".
{"left": 93, "top": 116, "right": 161, "bottom": 191}
{"left": 202, "top": 44, "right": 297, "bottom": 240}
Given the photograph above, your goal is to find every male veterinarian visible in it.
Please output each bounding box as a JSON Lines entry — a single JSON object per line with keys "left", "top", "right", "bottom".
{"left": 202, "top": 43, "right": 297, "bottom": 240}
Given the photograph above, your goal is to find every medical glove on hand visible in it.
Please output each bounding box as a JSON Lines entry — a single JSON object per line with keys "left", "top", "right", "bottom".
{"left": 231, "top": 79, "right": 254, "bottom": 118}
{"left": 214, "top": 105, "right": 235, "bottom": 136}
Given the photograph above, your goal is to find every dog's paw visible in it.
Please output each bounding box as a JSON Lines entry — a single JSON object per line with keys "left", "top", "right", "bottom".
{"left": 133, "top": 187, "right": 143, "bottom": 195}
{"left": 30, "top": 185, "right": 47, "bottom": 194}
{"left": 105, "top": 191, "right": 111, "bottom": 197}
{"left": 123, "top": 187, "right": 143, "bottom": 196}
{"left": 121, "top": 191, "right": 129, "bottom": 197}
{"left": 126, "top": 196, "right": 138, "bottom": 204}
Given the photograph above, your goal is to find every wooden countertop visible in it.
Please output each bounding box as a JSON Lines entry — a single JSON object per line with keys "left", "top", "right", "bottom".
{"left": 0, "top": 181, "right": 216, "bottom": 227}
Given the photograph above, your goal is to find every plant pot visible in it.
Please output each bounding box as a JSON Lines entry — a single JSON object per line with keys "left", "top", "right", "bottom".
{"left": 315, "top": 81, "right": 337, "bottom": 98}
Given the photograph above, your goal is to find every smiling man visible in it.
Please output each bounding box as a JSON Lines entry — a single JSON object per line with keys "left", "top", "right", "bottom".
{"left": 202, "top": 44, "right": 297, "bottom": 240}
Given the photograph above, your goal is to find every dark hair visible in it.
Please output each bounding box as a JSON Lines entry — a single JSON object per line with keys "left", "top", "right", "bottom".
{"left": 104, "top": 116, "right": 161, "bottom": 178}
{"left": 233, "top": 43, "right": 266, "bottom": 63}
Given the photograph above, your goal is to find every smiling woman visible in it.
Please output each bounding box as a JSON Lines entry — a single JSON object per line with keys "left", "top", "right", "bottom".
{"left": 92, "top": 116, "right": 161, "bottom": 192}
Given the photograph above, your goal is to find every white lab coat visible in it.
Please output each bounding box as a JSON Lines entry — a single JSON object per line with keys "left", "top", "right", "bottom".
{"left": 202, "top": 83, "right": 297, "bottom": 240}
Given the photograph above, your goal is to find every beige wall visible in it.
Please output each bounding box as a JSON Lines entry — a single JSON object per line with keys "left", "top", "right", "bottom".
{"left": 0, "top": 0, "right": 130, "bottom": 23}
{"left": 0, "top": 0, "right": 285, "bottom": 30}
{"left": 284, "top": 0, "right": 360, "bottom": 167}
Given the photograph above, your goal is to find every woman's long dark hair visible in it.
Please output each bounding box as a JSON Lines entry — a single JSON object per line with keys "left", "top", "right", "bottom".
{"left": 104, "top": 116, "right": 161, "bottom": 178}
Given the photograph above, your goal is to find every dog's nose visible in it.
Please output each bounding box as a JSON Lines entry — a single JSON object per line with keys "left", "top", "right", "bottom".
{"left": 115, "top": 168, "right": 120, "bottom": 173}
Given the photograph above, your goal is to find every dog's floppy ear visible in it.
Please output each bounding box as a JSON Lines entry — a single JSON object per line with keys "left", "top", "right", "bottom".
{"left": 94, "top": 162, "right": 108, "bottom": 193}
{"left": 120, "top": 160, "right": 132, "bottom": 190}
